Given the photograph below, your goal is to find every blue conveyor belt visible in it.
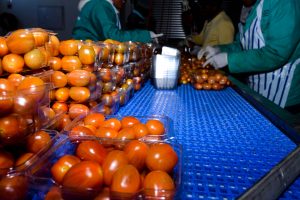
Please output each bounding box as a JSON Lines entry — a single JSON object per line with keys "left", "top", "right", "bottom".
{"left": 117, "top": 81, "right": 299, "bottom": 199}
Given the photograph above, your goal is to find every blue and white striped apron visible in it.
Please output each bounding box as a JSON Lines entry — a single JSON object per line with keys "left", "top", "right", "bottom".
{"left": 239, "top": 0, "right": 299, "bottom": 108}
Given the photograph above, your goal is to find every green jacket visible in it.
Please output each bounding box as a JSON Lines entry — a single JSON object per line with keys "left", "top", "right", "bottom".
{"left": 219, "top": 0, "right": 300, "bottom": 107}
{"left": 72, "top": 0, "right": 151, "bottom": 43}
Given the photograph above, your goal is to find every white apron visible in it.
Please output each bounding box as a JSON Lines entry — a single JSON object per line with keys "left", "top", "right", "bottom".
{"left": 239, "top": 0, "right": 299, "bottom": 108}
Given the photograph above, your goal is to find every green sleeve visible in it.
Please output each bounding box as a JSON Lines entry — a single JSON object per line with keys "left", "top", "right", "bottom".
{"left": 91, "top": 2, "right": 151, "bottom": 43}
{"left": 227, "top": 0, "right": 300, "bottom": 73}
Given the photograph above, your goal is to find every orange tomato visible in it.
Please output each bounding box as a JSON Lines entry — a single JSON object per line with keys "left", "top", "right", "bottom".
{"left": 69, "top": 86, "right": 91, "bottom": 103}
{"left": 31, "top": 28, "right": 49, "bottom": 47}
{"left": 51, "top": 70, "right": 68, "bottom": 88}
{"left": 55, "top": 113, "right": 71, "bottom": 131}
{"left": 2, "top": 53, "right": 24, "bottom": 73}
{"left": 59, "top": 39, "right": 79, "bottom": 56}
{"left": 110, "top": 165, "right": 140, "bottom": 194}
{"left": 51, "top": 154, "right": 81, "bottom": 183}
{"left": 146, "top": 143, "right": 178, "bottom": 173}
{"left": 95, "top": 127, "right": 118, "bottom": 138}
{"left": 145, "top": 119, "right": 165, "bottom": 135}
{"left": 78, "top": 44, "right": 96, "bottom": 65}
{"left": 113, "top": 53, "right": 124, "bottom": 65}
{"left": 143, "top": 170, "right": 175, "bottom": 195}
{"left": 61, "top": 55, "right": 82, "bottom": 72}
{"left": 7, "top": 73, "right": 24, "bottom": 88}
{"left": 68, "top": 103, "right": 89, "bottom": 119}
{"left": 6, "top": 29, "right": 35, "bottom": 54}
{"left": 0, "top": 37, "right": 9, "bottom": 57}
{"left": 17, "top": 76, "right": 46, "bottom": 101}
{"left": 83, "top": 113, "right": 105, "bottom": 128}
{"left": 67, "top": 69, "right": 91, "bottom": 87}
{"left": 48, "top": 56, "right": 62, "bottom": 70}
{"left": 15, "top": 152, "right": 34, "bottom": 167}
{"left": 52, "top": 102, "right": 69, "bottom": 113}
{"left": 121, "top": 116, "right": 140, "bottom": 129}
{"left": 69, "top": 125, "right": 94, "bottom": 137}
{"left": 116, "top": 127, "right": 136, "bottom": 140}
{"left": 102, "top": 150, "right": 129, "bottom": 186}
{"left": 44, "top": 186, "right": 63, "bottom": 200}
{"left": 26, "top": 130, "right": 51, "bottom": 154}
{"left": 76, "top": 140, "right": 107, "bottom": 164}
{"left": 24, "top": 48, "right": 46, "bottom": 69}
{"left": 124, "top": 140, "right": 149, "bottom": 171}
{"left": 0, "top": 78, "right": 15, "bottom": 114}
{"left": 0, "top": 175, "right": 28, "bottom": 200}
{"left": 46, "top": 35, "right": 60, "bottom": 57}
{"left": 62, "top": 160, "right": 103, "bottom": 190}
{"left": 54, "top": 87, "right": 70, "bottom": 102}
{"left": 132, "top": 123, "right": 149, "bottom": 139}
{"left": 0, "top": 150, "right": 14, "bottom": 170}
{"left": 100, "top": 118, "right": 121, "bottom": 131}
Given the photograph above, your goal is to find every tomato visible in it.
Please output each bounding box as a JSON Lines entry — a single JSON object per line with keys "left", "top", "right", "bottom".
{"left": 67, "top": 70, "right": 91, "bottom": 87}
{"left": 69, "top": 86, "right": 90, "bottom": 103}
{"left": 94, "top": 187, "right": 110, "bottom": 200}
{"left": 26, "top": 130, "right": 51, "bottom": 154}
{"left": 13, "top": 95, "right": 36, "bottom": 115}
{"left": 7, "top": 73, "right": 24, "bottom": 88}
{"left": 78, "top": 44, "right": 96, "bottom": 65}
{"left": 61, "top": 56, "right": 82, "bottom": 72}
{"left": 0, "top": 175, "right": 28, "bottom": 200}
{"left": 52, "top": 102, "right": 69, "bottom": 113}
{"left": 116, "top": 127, "right": 136, "bottom": 140}
{"left": 120, "top": 116, "right": 140, "bottom": 129}
{"left": 62, "top": 160, "right": 103, "bottom": 189}
{"left": 54, "top": 87, "right": 70, "bottom": 102}
{"left": 17, "top": 76, "right": 46, "bottom": 101}
{"left": 31, "top": 28, "right": 49, "bottom": 47}
{"left": 2, "top": 53, "right": 24, "bottom": 74}
{"left": 102, "top": 150, "right": 129, "bottom": 186}
{"left": 143, "top": 170, "right": 175, "bottom": 197}
{"left": 95, "top": 127, "right": 118, "bottom": 139}
{"left": 68, "top": 103, "right": 90, "bottom": 119}
{"left": 124, "top": 140, "right": 149, "bottom": 171}
{"left": 113, "top": 53, "right": 124, "bottom": 65}
{"left": 98, "top": 68, "right": 112, "bottom": 83}
{"left": 46, "top": 35, "right": 60, "bottom": 57}
{"left": 51, "top": 154, "right": 81, "bottom": 184}
{"left": 100, "top": 118, "right": 121, "bottom": 131}
{"left": 24, "top": 48, "right": 46, "bottom": 69}
{"left": 0, "top": 78, "right": 14, "bottom": 114}
{"left": 51, "top": 70, "right": 68, "bottom": 88}
{"left": 0, "top": 37, "right": 9, "bottom": 57}
{"left": 0, "top": 150, "right": 14, "bottom": 171}
{"left": 110, "top": 165, "right": 140, "bottom": 194}
{"left": 146, "top": 143, "right": 178, "bottom": 173}
{"left": 76, "top": 140, "right": 107, "bottom": 164}
{"left": 69, "top": 125, "right": 95, "bottom": 137}
{"left": 145, "top": 119, "right": 165, "bottom": 135}
{"left": 44, "top": 186, "right": 63, "bottom": 200}
{"left": 15, "top": 152, "right": 34, "bottom": 167}
{"left": 84, "top": 113, "right": 105, "bottom": 128}
{"left": 59, "top": 40, "right": 79, "bottom": 56}
{"left": 6, "top": 29, "right": 35, "bottom": 54}
{"left": 48, "top": 56, "right": 62, "bottom": 70}
{"left": 132, "top": 123, "right": 149, "bottom": 139}
{"left": 101, "top": 94, "right": 114, "bottom": 107}
{"left": 55, "top": 113, "right": 71, "bottom": 131}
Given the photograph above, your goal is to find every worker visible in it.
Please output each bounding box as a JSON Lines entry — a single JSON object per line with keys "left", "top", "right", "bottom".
{"left": 198, "top": 0, "right": 300, "bottom": 109}
{"left": 188, "top": 0, "right": 235, "bottom": 53}
{"left": 73, "top": 0, "right": 162, "bottom": 42}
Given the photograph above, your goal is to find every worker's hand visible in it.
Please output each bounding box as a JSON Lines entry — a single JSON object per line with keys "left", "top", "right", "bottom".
{"left": 204, "top": 53, "right": 228, "bottom": 69}
{"left": 197, "top": 46, "right": 220, "bottom": 60}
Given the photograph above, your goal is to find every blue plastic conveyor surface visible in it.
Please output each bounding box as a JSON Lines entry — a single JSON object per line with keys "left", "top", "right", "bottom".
{"left": 117, "top": 81, "right": 299, "bottom": 199}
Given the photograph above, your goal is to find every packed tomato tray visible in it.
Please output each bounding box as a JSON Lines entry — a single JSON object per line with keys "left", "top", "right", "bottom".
{"left": 0, "top": 28, "right": 182, "bottom": 200}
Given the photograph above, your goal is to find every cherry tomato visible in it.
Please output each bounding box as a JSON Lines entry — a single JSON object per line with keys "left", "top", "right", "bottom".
{"left": 48, "top": 56, "right": 62, "bottom": 70}
{"left": 26, "top": 130, "right": 51, "bottom": 154}
{"left": 84, "top": 113, "right": 105, "bottom": 128}
{"left": 2, "top": 53, "right": 24, "bottom": 74}
{"left": 61, "top": 56, "right": 82, "bottom": 72}
{"left": 51, "top": 70, "right": 68, "bottom": 88}
{"left": 0, "top": 150, "right": 14, "bottom": 172}
{"left": 132, "top": 123, "right": 149, "bottom": 139}
{"left": 51, "top": 154, "right": 81, "bottom": 184}
{"left": 100, "top": 118, "right": 121, "bottom": 131}
{"left": 124, "top": 140, "right": 149, "bottom": 171}
{"left": 6, "top": 29, "right": 35, "bottom": 54}
{"left": 116, "top": 127, "right": 136, "bottom": 140}
{"left": 76, "top": 141, "right": 107, "bottom": 165}
{"left": 54, "top": 87, "right": 70, "bottom": 102}
{"left": 0, "top": 175, "right": 28, "bottom": 200}
{"left": 94, "top": 187, "right": 110, "bottom": 200}
{"left": 44, "top": 186, "right": 63, "bottom": 200}
{"left": 120, "top": 116, "right": 140, "bottom": 129}
{"left": 69, "top": 86, "right": 90, "bottom": 103}
{"left": 0, "top": 78, "right": 14, "bottom": 114}
{"left": 67, "top": 69, "right": 91, "bottom": 87}
{"left": 146, "top": 143, "right": 178, "bottom": 173}
{"left": 15, "top": 152, "right": 34, "bottom": 167}
{"left": 59, "top": 40, "right": 78, "bottom": 56}
{"left": 95, "top": 127, "right": 118, "bottom": 139}
{"left": 0, "top": 37, "right": 9, "bottom": 57}
{"left": 24, "top": 48, "right": 46, "bottom": 70}
{"left": 7, "top": 73, "right": 24, "bottom": 88}
{"left": 17, "top": 76, "right": 46, "bottom": 101}
{"left": 145, "top": 119, "right": 165, "bottom": 135}
{"left": 68, "top": 103, "right": 90, "bottom": 120}
{"left": 52, "top": 102, "right": 69, "bottom": 113}
{"left": 62, "top": 160, "right": 103, "bottom": 190}
{"left": 69, "top": 125, "right": 95, "bottom": 138}
{"left": 110, "top": 165, "right": 140, "bottom": 194}
{"left": 78, "top": 44, "right": 96, "bottom": 65}
{"left": 102, "top": 150, "right": 129, "bottom": 186}
{"left": 143, "top": 170, "right": 175, "bottom": 198}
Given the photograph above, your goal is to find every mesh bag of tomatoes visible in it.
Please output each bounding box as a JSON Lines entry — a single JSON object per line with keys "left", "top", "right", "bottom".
{"left": 191, "top": 69, "right": 231, "bottom": 90}
{"left": 26, "top": 134, "right": 181, "bottom": 200}
{"left": 62, "top": 111, "right": 174, "bottom": 142}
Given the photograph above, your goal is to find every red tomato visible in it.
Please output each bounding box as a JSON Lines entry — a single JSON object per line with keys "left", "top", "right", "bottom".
{"left": 143, "top": 170, "right": 175, "bottom": 198}
{"left": 145, "top": 119, "right": 165, "bottom": 135}
{"left": 132, "top": 123, "right": 149, "bottom": 139}
{"left": 102, "top": 150, "right": 129, "bottom": 186}
{"left": 110, "top": 165, "right": 140, "bottom": 194}
{"left": 44, "top": 186, "right": 63, "bottom": 200}
{"left": 51, "top": 154, "right": 81, "bottom": 184}
{"left": 68, "top": 103, "right": 90, "bottom": 120}
{"left": 146, "top": 143, "right": 178, "bottom": 173}
{"left": 124, "top": 140, "right": 149, "bottom": 171}
{"left": 62, "top": 160, "right": 103, "bottom": 190}
{"left": 0, "top": 175, "right": 28, "bottom": 200}
{"left": 117, "top": 127, "right": 136, "bottom": 140}
{"left": 69, "top": 125, "right": 95, "bottom": 138}
{"left": 15, "top": 152, "right": 34, "bottom": 167}
{"left": 100, "top": 118, "right": 121, "bottom": 131}
{"left": 76, "top": 141, "right": 107, "bottom": 165}
{"left": 95, "top": 127, "right": 118, "bottom": 139}
{"left": 0, "top": 78, "right": 14, "bottom": 114}
{"left": 26, "top": 130, "right": 51, "bottom": 154}
{"left": 120, "top": 116, "right": 140, "bottom": 129}
{"left": 84, "top": 113, "right": 105, "bottom": 128}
